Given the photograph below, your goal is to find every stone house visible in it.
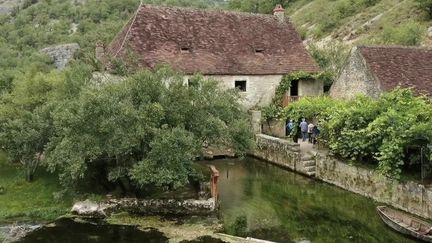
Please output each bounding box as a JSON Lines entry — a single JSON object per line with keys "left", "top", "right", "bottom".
{"left": 98, "top": 4, "right": 321, "bottom": 109}
{"left": 330, "top": 46, "right": 432, "bottom": 99}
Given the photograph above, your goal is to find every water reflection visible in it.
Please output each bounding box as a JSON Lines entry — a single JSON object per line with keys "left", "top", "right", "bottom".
{"left": 205, "top": 158, "right": 417, "bottom": 243}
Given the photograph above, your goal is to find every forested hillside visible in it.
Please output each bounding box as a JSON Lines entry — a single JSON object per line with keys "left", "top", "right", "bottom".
{"left": 0, "top": 0, "right": 431, "bottom": 93}
{"left": 229, "top": 0, "right": 432, "bottom": 47}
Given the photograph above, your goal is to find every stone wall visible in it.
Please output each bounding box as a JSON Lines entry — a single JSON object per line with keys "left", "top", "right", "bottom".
{"left": 330, "top": 47, "right": 382, "bottom": 100}
{"left": 250, "top": 110, "right": 262, "bottom": 134}
{"left": 315, "top": 153, "right": 432, "bottom": 219}
{"left": 183, "top": 74, "right": 323, "bottom": 109}
{"left": 253, "top": 133, "right": 432, "bottom": 219}
{"left": 184, "top": 75, "right": 283, "bottom": 109}
{"left": 298, "top": 78, "right": 324, "bottom": 97}
{"left": 261, "top": 120, "right": 286, "bottom": 138}
{"left": 71, "top": 198, "right": 217, "bottom": 217}
{"left": 251, "top": 134, "right": 301, "bottom": 171}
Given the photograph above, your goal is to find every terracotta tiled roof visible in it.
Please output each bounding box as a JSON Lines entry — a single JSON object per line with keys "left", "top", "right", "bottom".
{"left": 359, "top": 46, "right": 432, "bottom": 96}
{"left": 105, "top": 4, "right": 319, "bottom": 75}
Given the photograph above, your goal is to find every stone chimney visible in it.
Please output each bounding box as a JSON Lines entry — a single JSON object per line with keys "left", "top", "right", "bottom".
{"left": 273, "top": 4, "right": 285, "bottom": 22}
{"left": 95, "top": 42, "right": 105, "bottom": 61}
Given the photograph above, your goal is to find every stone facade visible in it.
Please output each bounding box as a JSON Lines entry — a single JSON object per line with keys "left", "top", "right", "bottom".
{"left": 330, "top": 47, "right": 382, "bottom": 99}
{"left": 297, "top": 78, "right": 324, "bottom": 97}
{"left": 184, "top": 75, "right": 323, "bottom": 109}
{"left": 184, "top": 75, "right": 282, "bottom": 109}
{"left": 252, "top": 134, "right": 432, "bottom": 220}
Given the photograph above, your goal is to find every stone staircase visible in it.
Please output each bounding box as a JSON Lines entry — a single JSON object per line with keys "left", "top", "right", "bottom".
{"left": 300, "top": 151, "right": 317, "bottom": 177}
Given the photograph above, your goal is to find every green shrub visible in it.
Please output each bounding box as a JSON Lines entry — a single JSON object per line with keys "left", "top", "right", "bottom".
{"left": 379, "top": 22, "right": 425, "bottom": 46}
{"left": 227, "top": 215, "right": 248, "bottom": 237}
{"left": 266, "top": 89, "right": 432, "bottom": 179}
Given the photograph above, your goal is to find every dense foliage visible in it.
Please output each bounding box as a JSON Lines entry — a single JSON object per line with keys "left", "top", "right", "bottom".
{"left": 0, "top": 65, "right": 254, "bottom": 193}
{"left": 308, "top": 43, "right": 349, "bottom": 91}
{"left": 416, "top": 0, "right": 432, "bottom": 18}
{"left": 265, "top": 89, "right": 432, "bottom": 179}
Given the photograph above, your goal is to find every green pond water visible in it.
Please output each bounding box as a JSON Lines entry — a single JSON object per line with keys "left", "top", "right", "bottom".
{"left": 207, "top": 158, "right": 418, "bottom": 243}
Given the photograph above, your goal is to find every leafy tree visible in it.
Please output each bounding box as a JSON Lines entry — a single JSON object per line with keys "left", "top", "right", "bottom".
{"left": 0, "top": 70, "right": 59, "bottom": 181}
{"left": 44, "top": 68, "right": 254, "bottom": 191}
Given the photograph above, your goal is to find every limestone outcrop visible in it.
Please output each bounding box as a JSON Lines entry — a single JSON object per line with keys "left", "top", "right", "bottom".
{"left": 40, "top": 43, "right": 80, "bottom": 70}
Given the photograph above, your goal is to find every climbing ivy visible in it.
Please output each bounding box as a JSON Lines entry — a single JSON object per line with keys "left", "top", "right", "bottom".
{"left": 273, "top": 71, "right": 316, "bottom": 105}
{"left": 273, "top": 71, "right": 333, "bottom": 107}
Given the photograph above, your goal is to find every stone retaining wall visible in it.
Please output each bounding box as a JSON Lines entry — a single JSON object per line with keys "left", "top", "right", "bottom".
{"left": 252, "top": 134, "right": 301, "bottom": 171}
{"left": 253, "top": 133, "right": 432, "bottom": 220}
{"left": 316, "top": 153, "right": 432, "bottom": 219}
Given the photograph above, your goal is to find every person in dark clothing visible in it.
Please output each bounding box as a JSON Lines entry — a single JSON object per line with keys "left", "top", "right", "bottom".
{"left": 312, "top": 124, "right": 320, "bottom": 145}
{"left": 299, "top": 118, "right": 308, "bottom": 142}
{"left": 286, "top": 119, "right": 294, "bottom": 136}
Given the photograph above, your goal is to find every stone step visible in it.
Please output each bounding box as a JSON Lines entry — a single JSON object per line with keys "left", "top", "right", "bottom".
{"left": 305, "top": 171, "right": 316, "bottom": 177}
{"left": 301, "top": 154, "right": 315, "bottom": 161}
{"left": 304, "top": 165, "right": 316, "bottom": 173}
{"left": 301, "top": 151, "right": 317, "bottom": 161}
{"left": 303, "top": 160, "right": 316, "bottom": 167}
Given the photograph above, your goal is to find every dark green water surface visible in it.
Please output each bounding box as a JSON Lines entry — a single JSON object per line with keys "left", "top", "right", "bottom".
{"left": 16, "top": 218, "right": 169, "bottom": 243}
{"left": 207, "top": 158, "right": 418, "bottom": 243}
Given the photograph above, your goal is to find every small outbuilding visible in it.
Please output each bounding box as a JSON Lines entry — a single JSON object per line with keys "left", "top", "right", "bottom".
{"left": 99, "top": 4, "right": 322, "bottom": 109}
{"left": 330, "top": 46, "right": 432, "bottom": 99}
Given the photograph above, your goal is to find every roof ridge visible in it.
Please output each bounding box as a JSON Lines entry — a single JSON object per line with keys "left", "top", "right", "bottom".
{"left": 110, "top": 2, "right": 142, "bottom": 58}
{"left": 140, "top": 4, "right": 290, "bottom": 21}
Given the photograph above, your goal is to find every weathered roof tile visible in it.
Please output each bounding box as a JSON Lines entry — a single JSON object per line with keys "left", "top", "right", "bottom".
{"left": 359, "top": 46, "right": 432, "bottom": 96}
{"left": 105, "top": 4, "right": 319, "bottom": 75}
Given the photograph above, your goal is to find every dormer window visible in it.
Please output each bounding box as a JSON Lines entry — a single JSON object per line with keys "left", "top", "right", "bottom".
{"left": 255, "top": 48, "right": 264, "bottom": 54}
{"left": 180, "top": 47, "right": 190, "bottom": 53}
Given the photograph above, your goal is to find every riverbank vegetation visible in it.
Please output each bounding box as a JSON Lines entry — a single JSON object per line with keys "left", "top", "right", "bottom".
{"left": 0, "top": 152, "right": 72, "bottom": 223}
{"left": 264, "top": 89, "right": 432, "bottom": 179}
{"left": 0, "top": 66, "right": 253, "bottom": 219}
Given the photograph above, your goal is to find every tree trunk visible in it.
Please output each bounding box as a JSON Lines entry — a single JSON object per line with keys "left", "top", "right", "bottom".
{"left": 25, "top": 167, "right": 34, "bottom": 182}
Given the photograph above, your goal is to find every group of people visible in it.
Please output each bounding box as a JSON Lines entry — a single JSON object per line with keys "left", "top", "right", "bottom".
{"left": 286, "top": 118, "right": 320, "bottom": 144}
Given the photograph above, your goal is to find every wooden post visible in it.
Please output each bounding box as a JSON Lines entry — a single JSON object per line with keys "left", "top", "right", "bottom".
{"left": 209, "top": 165, "right": 220, "bottom": 201}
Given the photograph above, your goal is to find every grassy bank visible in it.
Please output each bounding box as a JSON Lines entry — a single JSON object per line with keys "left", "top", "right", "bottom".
{"left": 0, "top": 152, "right": 73, "bottom": 224}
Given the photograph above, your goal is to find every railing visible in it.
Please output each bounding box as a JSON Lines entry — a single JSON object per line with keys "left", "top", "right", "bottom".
{"left": 282, "top": 96, "right": 301, "bottom": 107}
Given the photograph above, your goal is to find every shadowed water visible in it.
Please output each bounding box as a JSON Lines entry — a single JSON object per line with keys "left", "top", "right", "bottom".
{"left": 206, "top": 158, "right": 419, "bottom": 243}
{"left": 15, "top": 218, "right": 168, "bottom": 243}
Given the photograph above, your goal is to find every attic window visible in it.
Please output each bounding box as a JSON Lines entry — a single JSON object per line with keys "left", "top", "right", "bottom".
{"left": 255, "top": 48, "right": 264, "bottom": 54}
{"left": 180, "top": 47, "right": 190, "bottom": 53}
{"left": 235, "top": 80, "right": 247, "bottom": 92}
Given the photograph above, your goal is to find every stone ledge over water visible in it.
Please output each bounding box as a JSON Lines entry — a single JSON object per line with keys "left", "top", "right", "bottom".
{"left": 71, "top": 198, "right": 217, "bottom": 217}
